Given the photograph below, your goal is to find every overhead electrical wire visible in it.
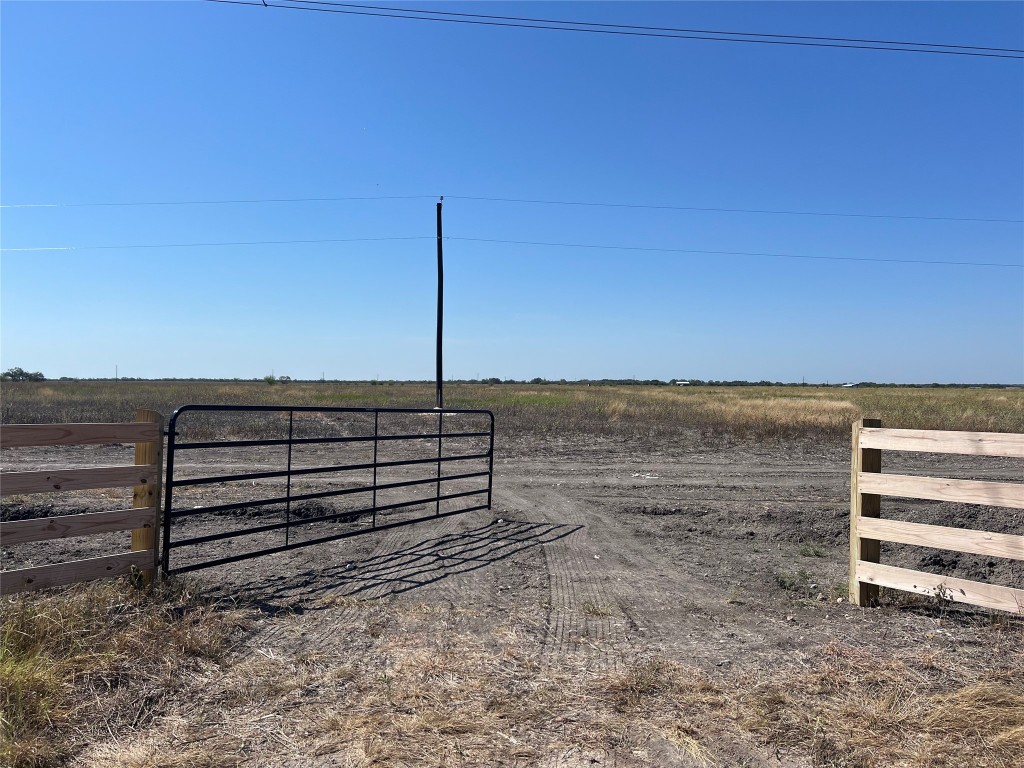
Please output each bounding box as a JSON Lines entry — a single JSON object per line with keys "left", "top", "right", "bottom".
{"left": 283, "top": 1, "right": 1024, "bottom": 55}
{"left": 447, "top": 237, "right": 1023, "bottom": 269}
{"left": 0, "top": 235, "right": 433, "bottom": 252}
{"left": 0, "top": 195, "right": 437, "bottom": 209}
{"left": 2, "top": 235, "right": 1018, "bottom": 269}
{"left": 447, "top": 196, "right": 1023, "bottom": 224}
{"left": 205, "top": 0, "right": 1024, "bottom": 60}
{"left": 3, "top": 193, "right": 1019, "bottom": 224}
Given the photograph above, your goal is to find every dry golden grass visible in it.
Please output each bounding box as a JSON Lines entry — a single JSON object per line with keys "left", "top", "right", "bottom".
{"left": 47, "top": 595, "right": 1020, "bottom": 768}
{"left": 0, "top": 580, "right": 249, "bottom": 768}
{"left": 3, "top": 380, "right": 1022, "bottom": 440}
{"left": 3, "top": 584, "right": 1022, "bottom": 767}
{"left": 311, "top": 622, "right": 1023, "bottom": 768}
{"left": 78, "top": 740, "right": 236, "bottom": 768}
{"left": 739, "top": 641, "right": 1024, "bottom": 768}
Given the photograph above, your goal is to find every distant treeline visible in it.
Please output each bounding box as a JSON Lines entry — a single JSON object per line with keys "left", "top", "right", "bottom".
{"left": 0, "top": 367, "right": 46, "bottom": 382}
{"left": 11, "top": 374, "right": 1017, "bottom": 388}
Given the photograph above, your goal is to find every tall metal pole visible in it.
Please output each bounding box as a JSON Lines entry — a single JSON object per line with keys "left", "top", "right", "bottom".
{"left": 436, "top": 197, "right": 444, "bottom": 409}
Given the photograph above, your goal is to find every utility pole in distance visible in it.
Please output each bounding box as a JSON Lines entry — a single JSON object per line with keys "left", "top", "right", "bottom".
{"left": 436, "top": 197, "right": 444, "bottom": 409}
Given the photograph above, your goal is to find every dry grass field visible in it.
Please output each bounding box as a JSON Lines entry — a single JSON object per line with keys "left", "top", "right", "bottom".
{"left": 2, "top": 382, "right": 1022, "bottom": 768}
{"left": 2, "top": 380, "right": 1022, "bottom": 438}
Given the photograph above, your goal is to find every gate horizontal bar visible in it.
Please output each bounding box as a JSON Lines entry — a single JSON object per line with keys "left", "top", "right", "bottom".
{"left": 167, "top": 470, "right": 491, "bottom": 519}
{"left": 170, "top": 404, "right": 494, "bottom": 416}
{"left": 174, "top": 430, "right": 491, "bottom": 450}
{"left": 169, "top": 488, "right": 489, "bottom": 549}
{"left": 167, "top": 504, "right": 491, "bottom": 575}
{"left": 169, "top": 452, "right": 490, "bottom": 488}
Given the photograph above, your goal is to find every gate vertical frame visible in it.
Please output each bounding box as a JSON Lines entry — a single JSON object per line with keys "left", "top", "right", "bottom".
{"left": 487, "top": 416, "right": 495, "bottom": 509}
{"left": 285, "top": 410, "right": 294, "bottom": 545}
{"left": 161, "top": 418, "right": 178, "bottom": 576}
{"left": 371, "top": 410, "right": 380, "bottom": 528}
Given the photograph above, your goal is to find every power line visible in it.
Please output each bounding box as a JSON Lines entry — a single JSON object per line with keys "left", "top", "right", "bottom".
{"left": 448, "top": 196, "right": 1024, "bottom": 225}
{"left": 3, "top": 193, "right": 1018, "bottom": 224}
{"left": 3, "top": 234, "right": 1018, "bottom": 269}
{"left": 285, "top": 1, "right": 1024, "bottom": 55}
{"left": 206, "top": 0, "right": 1024, "bottom": 60}
{"left": 447, "top": 236, "right": 1023, "bottom": 269}
{"left": 0, "top": 235, "right": 433, "bottom": 252}
{"left": 0, "top": 194, "right": 437, "bottom": 209}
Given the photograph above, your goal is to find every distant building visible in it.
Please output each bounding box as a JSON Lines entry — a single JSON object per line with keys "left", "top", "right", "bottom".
{"left": 675, "top": 381, "right": 691, "bottom": 386}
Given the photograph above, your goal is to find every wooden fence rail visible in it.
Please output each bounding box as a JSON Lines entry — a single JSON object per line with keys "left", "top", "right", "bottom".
{"left": 850, "top": 419, "right": 1024, "bottom": 614}
{"left": 0, "top": 410, "right": 163, "bottom": 595}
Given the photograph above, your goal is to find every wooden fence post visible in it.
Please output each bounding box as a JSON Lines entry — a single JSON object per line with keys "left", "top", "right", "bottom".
{"left": 850, "top": 417, "right": 882, "bottom": 606}
{"left": 132, "top": 409, "right": 163, "bottom": 585}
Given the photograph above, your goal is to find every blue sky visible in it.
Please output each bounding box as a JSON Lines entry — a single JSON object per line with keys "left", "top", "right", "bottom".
{"left": 2, "top": 1, "right": 1022, "bottom": 383}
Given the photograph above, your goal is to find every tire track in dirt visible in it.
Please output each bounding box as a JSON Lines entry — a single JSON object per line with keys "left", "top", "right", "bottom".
{"left": 496, "top": 463, "right": 793, "bottom": 673}
{"left": 523, "top": 457, "right": 854, "bottom": 672}
{"left": 497, "top": 482, "right": 630, "bottom": 672}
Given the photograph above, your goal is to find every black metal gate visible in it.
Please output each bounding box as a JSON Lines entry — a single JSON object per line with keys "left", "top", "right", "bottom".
{"left": 161, "top": 405, "right": 494, "bottom": 574}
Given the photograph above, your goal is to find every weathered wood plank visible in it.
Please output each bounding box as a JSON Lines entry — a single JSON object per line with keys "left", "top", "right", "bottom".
{"left": 857, "top": 517, "right": 1024, "bottom": 560}
{"left": 850, "top": 418, "right": 882, "bottom": 606}
{"left": 0, "top": 508, "right": 156, "bottom": 546}
{"left": 0, "top": 422, "right": 161, "bottom": 448}
{"left": 1, "top": 466, "right": 157, "bottom": 496}
{"left": 859, "top": 427, "right": 1024, "bottom": 458}
{"left": 858, "top": 472, "right": 1024, "bottom": 509}
{"left": 856, "top": 560, "right": 1024, "bottom": 615}
{"left": 0, "top": 551, "right": 154, "bottom": 595}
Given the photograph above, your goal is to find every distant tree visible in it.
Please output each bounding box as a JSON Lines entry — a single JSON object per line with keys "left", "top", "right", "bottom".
{"left": 1, "top": 367, "right": 45, "bottom": 382}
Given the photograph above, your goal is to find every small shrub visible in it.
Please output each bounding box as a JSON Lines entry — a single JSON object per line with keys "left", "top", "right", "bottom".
{"left": 775, "top": 569, "right": 813, "bottom": 594}
{"left": 799, "top": 543, "right": 826, "bottom": 558}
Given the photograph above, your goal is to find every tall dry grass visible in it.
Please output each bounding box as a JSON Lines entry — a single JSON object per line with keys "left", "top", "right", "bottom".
{"left": 2, "top": 381, "right": 1021, "bottom": 441}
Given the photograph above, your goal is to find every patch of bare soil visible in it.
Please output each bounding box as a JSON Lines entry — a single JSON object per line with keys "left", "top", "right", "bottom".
{"left": 3, "top": 432, "right": 1022, "bottom": 767}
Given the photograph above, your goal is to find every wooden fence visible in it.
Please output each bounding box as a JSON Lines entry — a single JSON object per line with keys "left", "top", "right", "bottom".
{"left": 850, "top": 419, "right": 1024, "bottom": 614}
{"left": 0, "top": 410, "right": 163, "bottom": 594}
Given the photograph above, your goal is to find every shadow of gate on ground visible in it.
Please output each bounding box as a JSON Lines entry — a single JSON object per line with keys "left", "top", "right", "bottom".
{"left": 216, "top": 519, "right": 581, "bottom": 607}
